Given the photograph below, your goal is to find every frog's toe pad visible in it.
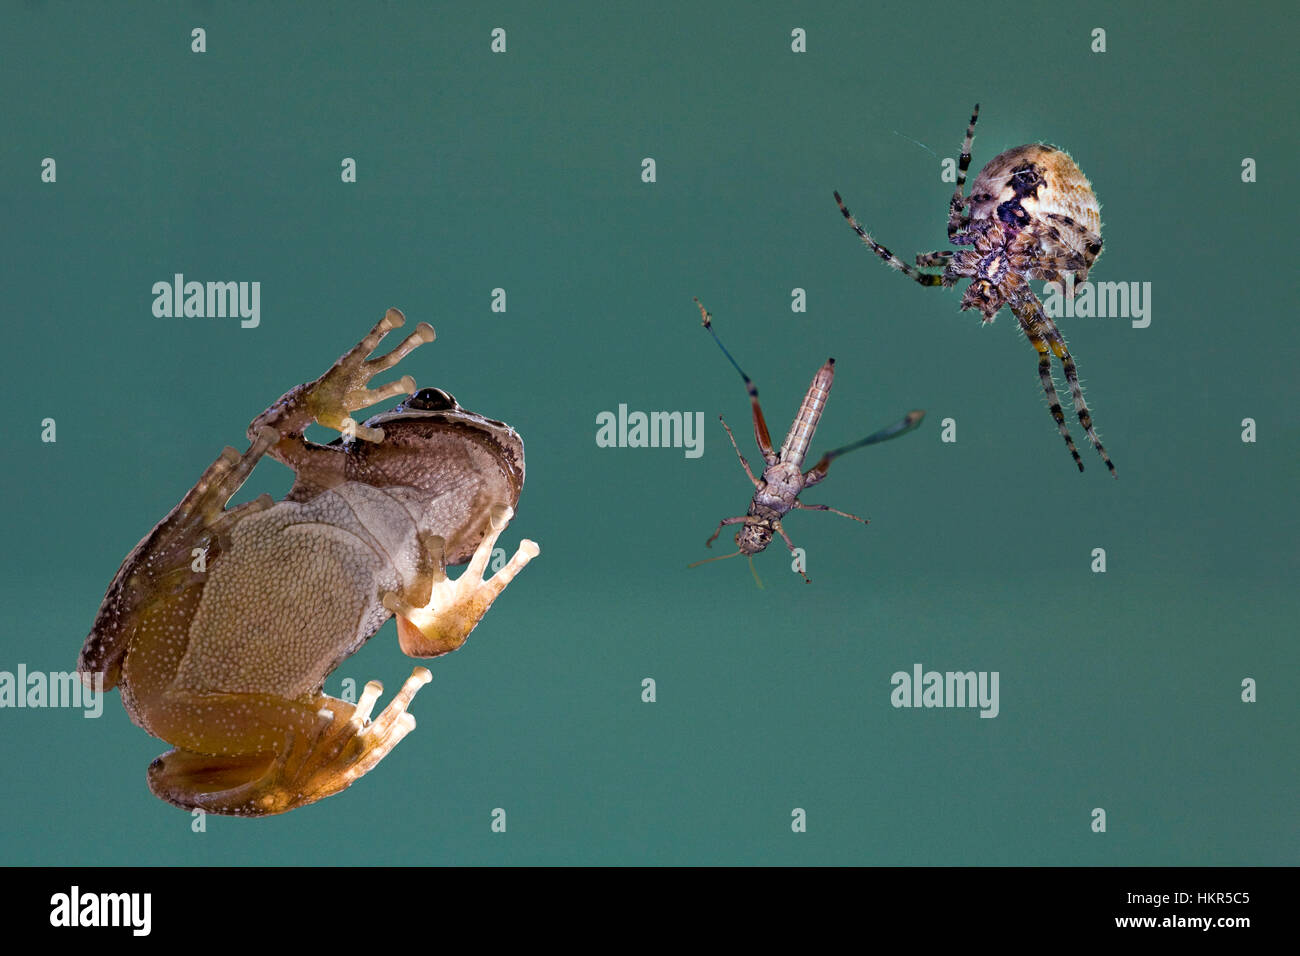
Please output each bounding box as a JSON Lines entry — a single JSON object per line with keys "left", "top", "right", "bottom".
{"left": 387, "top": 507, "right": 539, "bottom": 658}
{"left": 147, "top": 669, "right": 432, "bottom": 817}
{"left": 306, "top": 667, "right": 431, "bottom": 793}
{"left": 302, "top": 309, "right": 436, "bottom": 442}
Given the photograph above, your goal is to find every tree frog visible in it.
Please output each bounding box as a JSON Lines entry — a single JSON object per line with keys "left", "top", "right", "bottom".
{"left": 77, "top": 309, "right": 539, "bottom": 816}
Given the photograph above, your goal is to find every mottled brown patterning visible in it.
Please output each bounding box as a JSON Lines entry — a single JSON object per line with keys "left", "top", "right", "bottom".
{"left": 834, "top": 104, "right": 1115, "bottom": 476}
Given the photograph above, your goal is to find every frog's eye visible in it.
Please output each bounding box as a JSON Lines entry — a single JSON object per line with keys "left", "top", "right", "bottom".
{"left": 398, "top": 388, "right": 458, "bottom": 412}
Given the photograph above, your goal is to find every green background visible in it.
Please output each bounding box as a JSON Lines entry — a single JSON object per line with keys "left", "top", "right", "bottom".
{"left": 1, "top": 0, "right": 1294, "bottom": 865}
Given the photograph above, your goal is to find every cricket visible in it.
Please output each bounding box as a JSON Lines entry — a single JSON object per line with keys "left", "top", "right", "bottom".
{"left": 689, "top": 298, "right": 925, "bottom": 583}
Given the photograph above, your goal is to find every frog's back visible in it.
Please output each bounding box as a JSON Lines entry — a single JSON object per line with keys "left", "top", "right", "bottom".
{"left": 170, "top": 484, "right": 417, "bottom": 700}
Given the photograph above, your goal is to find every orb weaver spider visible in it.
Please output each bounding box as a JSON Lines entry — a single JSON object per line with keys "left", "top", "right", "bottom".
{"left": 835, "top": 104, "right": 1115, "bottom": 476}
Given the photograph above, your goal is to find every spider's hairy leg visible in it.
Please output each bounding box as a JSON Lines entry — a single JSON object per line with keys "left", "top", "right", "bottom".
{"left": 1009, "top": 227, "right": 1090, "bottom": 292}
{"left": 916, "top": 251, "right": 953, "bottom": 267}
{"left": 1035, "top": 309, "right": 1117, "bottom": 477}
{"left": 947, "top": 103, "right": 980, "bottom": 239}
{"left": 1010, "top": 294, "right": 1085, "bottom": 472}
{"left": 833, "top": 191, "right": 946, "bottom": 286}
{"left": 1031, "top": 252, "right": 1092, "bottom": 292}
{"left": 1045, "top": 212, "right": 1103, "bottom": 257}
{"left": 1044, "top": 212, "right": 1104, "bottom": 283}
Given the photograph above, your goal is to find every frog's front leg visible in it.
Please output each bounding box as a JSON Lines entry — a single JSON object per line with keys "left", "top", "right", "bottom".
{"left": 145, "top": 669, "right": 432, "bottom": 816}
{"left": 251, "top": 307, "right": 435, "bottom": 453}
{"left": 143, "top": 308, "right": 433, "bottom": 550}
{"left": 77, "top": 428, "right": 281, "bottom": 687}
{"left": 384, "top": 504, "right": 540, "bottom": 658}
{"left": 179, "top": 427, "right": 281, "bottom": 530}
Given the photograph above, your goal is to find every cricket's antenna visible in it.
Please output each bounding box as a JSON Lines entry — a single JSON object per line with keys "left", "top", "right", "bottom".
{"left": 687, "top": 549, "right": 745, "bottom": 569}
{"left": 748, "top": 556, "right": 764, "bottom": 589}
{"left": 694, "top": 297, "right": 754, "bottom": 390}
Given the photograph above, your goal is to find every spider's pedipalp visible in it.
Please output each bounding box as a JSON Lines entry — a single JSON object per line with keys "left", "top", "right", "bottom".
{"left": 916, "top": 250, "right": 953, "bottom": 267}
{"left": 834, "top": 191, "right": 946, "bottom": 287}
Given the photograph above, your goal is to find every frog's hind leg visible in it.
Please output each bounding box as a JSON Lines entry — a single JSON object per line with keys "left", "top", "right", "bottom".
{"left": 145, "top": 670, "right": 432, "bottom": 816}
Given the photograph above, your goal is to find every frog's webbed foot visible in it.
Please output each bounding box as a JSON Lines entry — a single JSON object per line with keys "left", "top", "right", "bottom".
{"left": 275, "top": 669, "right": 432, "bottom": 809}
{"left": 146, "top": 669, "right": 432, "bottom": 816}
{"left": 250, "top": 307, "right": 436, "bottom": 445}
{"left": 383, "top": 504, "right": 540, "bottom": 658}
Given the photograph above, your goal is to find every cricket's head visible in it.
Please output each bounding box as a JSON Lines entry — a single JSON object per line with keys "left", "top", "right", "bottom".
{"left": 736, "top": 522, "right": 773, "bottom": 555}
{"left": 686, "top": 517, "right": 775, "bottom": 586}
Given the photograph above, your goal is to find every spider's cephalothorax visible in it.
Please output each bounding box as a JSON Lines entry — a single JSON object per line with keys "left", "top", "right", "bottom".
{"left": 834, "top": 105, "right": 1115, "bottom": 476}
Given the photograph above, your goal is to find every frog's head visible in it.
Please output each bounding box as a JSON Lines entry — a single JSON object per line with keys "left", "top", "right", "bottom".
{"left": 331, "top": 386, "right": 527, "bottom": 567}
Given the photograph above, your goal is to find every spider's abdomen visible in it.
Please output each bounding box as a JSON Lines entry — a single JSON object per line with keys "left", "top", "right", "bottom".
{"left": 968, "top": 145, "right": 1101, "bottom": 251}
